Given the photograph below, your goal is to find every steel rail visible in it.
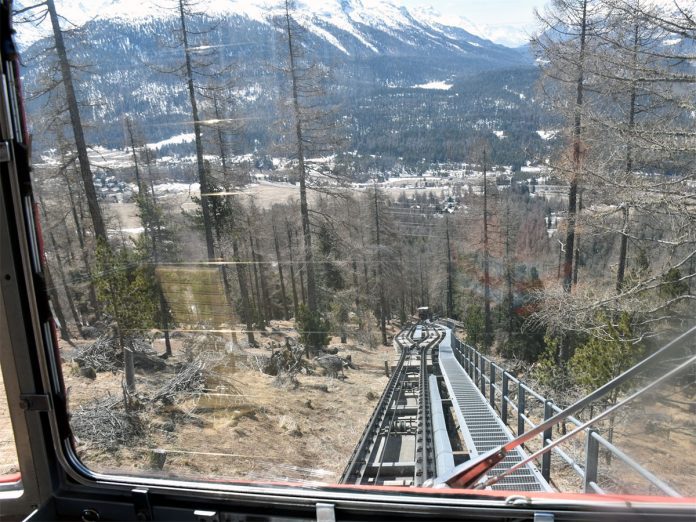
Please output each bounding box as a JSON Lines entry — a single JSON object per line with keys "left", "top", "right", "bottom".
{"left": 373, "top": 348, "right": 415, "bottom": 484}
{"left": 339, "top": 347, "right": 408, "bottom": 483}
{"left": 415, "top": 329, "right": 431, "bottom": 484}
{"left": 340, "top": 323, "right": 443, "bottom": 485}
{"left": 415, "top": 325, "right": 444, "bottom": 483}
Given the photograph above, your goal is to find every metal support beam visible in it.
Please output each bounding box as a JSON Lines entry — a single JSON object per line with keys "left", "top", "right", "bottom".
{"left": 518, "top": 387, "right": 526, "bottom": 437}
{"left": 583, "top": 428, "right": 599, "bottom": 493}
{"left": 542, "top": 402, "right": 553, "bottom": 481}
{"left": 501, "top": 373, "right": 509, "bottom": 426}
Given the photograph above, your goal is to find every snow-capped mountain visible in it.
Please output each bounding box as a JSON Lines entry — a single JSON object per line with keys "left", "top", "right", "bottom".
{"left": 18, "top": 0, "right": 544, "bottom": 165}
{"left": 16, "top": 0, "right": 522, "bottom": 52}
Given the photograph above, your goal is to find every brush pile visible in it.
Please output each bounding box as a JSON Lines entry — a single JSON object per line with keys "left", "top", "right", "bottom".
{"left": 74, "top": 335, "right": 165, "bottom": 373}
{"left": 153, "top": 357, "right": 212, "bottom": 404}
{"left": 71, "top": 394, "right": 144, "bottom": 450}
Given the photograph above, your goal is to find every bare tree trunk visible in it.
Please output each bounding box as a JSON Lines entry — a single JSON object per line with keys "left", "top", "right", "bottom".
{"left": 273, "top": 223, "right": 290, "bottom": 320}
{"left": 39, "top": 195, "right": 83, "bottom": 336}
{"left": 249, "top": 226, "right": 272, "bottom": 321}
{"left": 291, "top": 227, "right": 307, "bottom": 305}
{"left": 482, "top": 149, "right": 492, "bottom": 350}
{"left": 258, "top": 246, "right": 272, "bottom": 321}
{"left": 210, "top": 94, "right": 248, "bottom": 338}
{"left": 123, "top": 341, "right": 136, "bottom": 393}
{"left": 108, "top": 287, "right": 135, "bottom": 392}
{"left": 177, "top": 0, "right": 215, "bottom": 260}
{"left": 573, "top": 239, "right": 581, "bottom": 287}
{"left": 248, "top": 230, "right": 266, "bottom": 326}
{"left": 230, "top": 236, "right": 256, "bottom": 345}
{"left": 398, "top": 249, "right": 406, "bottom": 322}
{"left": 360, "top": 224, "right": 370, "bottom": 307}
{"left": 409, "top": 283, "right": 414, "bottom": 315}
{"left": 573, "top": 191, "right": 582, "bottom": 288}
{"left": 616, "top": 24, "right": 639, "bottom": 293}
{"left": 352, "top": 258, "right": 360, "bottom": 308}
{"left": 285, "top": 219, "right": 300, "bottom": 318}
{"left": 419, "top": 256, "right": 426, "bottom": 306}
{"left": 504, "top": 194, "right": 514, "bottom": 338}
{"left": 283, "top": 1, "right": 318, "bottom": 318}
{"left": 125, "top": 118, "right": 144, "bottom": 194}
{"left": 373, "top": 183, "right": 387, "bottom": 345}
{"left": 562, "top": 0, "right": 588, "bottom": 295}
{"left": 46, "top": 0, "right": 107, "bottom": 243}
{"left": 245, "top": 252, "right": 259, "bottom": 328}
{"left": 445, "top": 214, "right": 454, "bottom": 320}
{"left": 299, "top": 265, "right": 306, "bottom": 305}
{"left": 44, "top": 263, "right": 71, "bottom": 342}
{"left": 62, "top": 169, "right": 99, "bottom": 315}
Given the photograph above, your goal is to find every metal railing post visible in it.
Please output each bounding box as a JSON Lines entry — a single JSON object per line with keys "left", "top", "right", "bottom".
{"left": 584, "top": 428, "right": 599, "bottom": 493}
{"left": 480, "top": 357, "right": 486, "bottom": 397}
{"left": 474, "top": 351, "right": 479, "bottom": 386}
{"left": 468, "top": 345, "right": 473, "bottom": 377}
{"left": 517, "top": 386, "right": 526, "bottom": 436}
{"left": 489, "top": 364, "right": 496, "bottom": 409}
{"left": 542, "top": 401, "right": 553, "bottom": 481}
{"left": 501, "top": 372, "right": 509, "bottom": 425}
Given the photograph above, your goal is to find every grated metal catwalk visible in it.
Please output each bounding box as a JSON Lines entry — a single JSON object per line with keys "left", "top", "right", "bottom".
{"left": 438, "top": 330, "right": 551, "bottom": 492}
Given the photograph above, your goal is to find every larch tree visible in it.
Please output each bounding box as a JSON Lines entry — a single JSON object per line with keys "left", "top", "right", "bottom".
{"left": 372, "top": 180, "right": 389, "bottom": 345}
{"left": 125, "top": 117, "right": 176, "bottom": 357}
{"left": 531, "top": 0, "right": 696, "bottom": 343}
{"left": 533, "top": 0, "right": 602, "bottom": 295}
{"left": 275, "top": 0, "right": 346, "bottom": 351}
{"left": 42, "top": 0, "right": 107, "bottom": 242}
{"left": 15, "top": 0, "right": 107, "bottom": 236}
{"left": 150, "top": 0, "right": 218, "bottom": 260}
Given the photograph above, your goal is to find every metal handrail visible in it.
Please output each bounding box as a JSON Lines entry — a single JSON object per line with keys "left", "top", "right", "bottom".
{"left": 438, "top": 319, "right": 689, "bottom": 496}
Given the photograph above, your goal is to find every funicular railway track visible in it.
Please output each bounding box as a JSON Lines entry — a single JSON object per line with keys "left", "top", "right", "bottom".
{"left": 340, "top": 323, "right": 444, "bottom": 486}
{"left": 341, "top": 322, "right": 551, "bottom": 492}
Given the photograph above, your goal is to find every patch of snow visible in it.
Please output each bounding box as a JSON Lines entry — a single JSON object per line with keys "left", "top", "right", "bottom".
{"left": 412, "top": 81, "right": 453, "bottom": 91}
{"left": 536, "top": 130, "right": 558, "bottom": 140}
{"left": 662, "top": 37, "right": 682, "bottom": 46}
{"left": 147, "top": 133, "right": 196, "bottom": 150}
{"left": 493, "top": 130, "right": 505, "bottom": 139}
{"left": 153, "top": 182, "right": 200, "bottom": 195}
{"left": 521, "top": 166, "right": 542, "bottom": 174}
{"left": 116, "top": 227, "right": 145, "bottom": 234}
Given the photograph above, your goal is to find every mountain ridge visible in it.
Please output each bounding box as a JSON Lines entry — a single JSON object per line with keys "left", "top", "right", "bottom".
{"left": 19, "top": 1, "right": 546, "bottom": 168}
{"left": 16, "top": 0, "right": 525, "bottom": 50}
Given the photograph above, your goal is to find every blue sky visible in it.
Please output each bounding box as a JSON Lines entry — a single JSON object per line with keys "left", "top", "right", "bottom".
{"left": 401, "top": 0, "right": 543, "bottom": 46}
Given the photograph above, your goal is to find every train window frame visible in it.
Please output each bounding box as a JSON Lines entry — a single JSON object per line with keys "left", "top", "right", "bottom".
{"left": 1, "top": 1, "right": 695, "bottom": 520}
{"left": 0, "top": 115, "right": 52, "bottom": 519}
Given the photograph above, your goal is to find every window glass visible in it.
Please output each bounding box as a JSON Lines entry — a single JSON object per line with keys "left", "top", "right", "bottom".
{"left": 0, "top": 370, "right": 20, "bottom": 482}
{"left": 11, "top": 0, "right": 695, "bottom": 498}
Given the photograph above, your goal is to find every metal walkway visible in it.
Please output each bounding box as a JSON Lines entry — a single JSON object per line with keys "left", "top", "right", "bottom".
{"left": 437, "top": 329, "right": 551, "bottom": 492}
